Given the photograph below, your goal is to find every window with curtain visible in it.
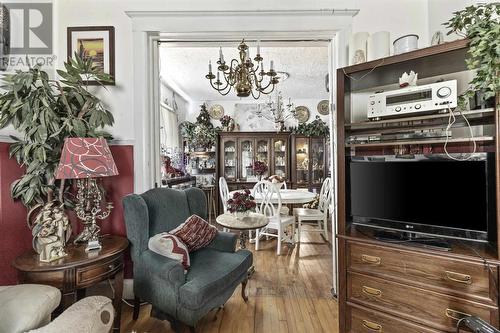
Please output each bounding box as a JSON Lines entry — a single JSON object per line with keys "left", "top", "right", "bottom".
{"left": 160, "top": 103, "right": 180, "bottom": 152}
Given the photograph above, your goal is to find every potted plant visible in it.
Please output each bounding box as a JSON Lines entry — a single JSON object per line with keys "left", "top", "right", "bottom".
{"left": 0, "top": 55, "right": 113, "bottom": 261}
{"left": 290, "top": 116, "right": 329, "bottom": 137}
{"left": 444, "top": 3, "right": 499, "bottom": 108}
{"left": 180, "top": 104, "right": 219, "bottom": 151}
{"left": 252, "top": 160, "right": 268, "bottom": 180}
{"left": 220, "top": 115, "right": 235, "bottom": 132}
{"left": 227, "top": 189, "right": 256, "bottom": 219}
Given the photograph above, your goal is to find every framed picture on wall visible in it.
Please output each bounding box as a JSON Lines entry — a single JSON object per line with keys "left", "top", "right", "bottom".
{"left": 67, "top": 26, "right": 115, "bottom": 85}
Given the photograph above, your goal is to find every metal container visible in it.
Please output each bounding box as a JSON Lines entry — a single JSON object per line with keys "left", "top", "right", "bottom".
{"left": 393, "top": 34, "right": 419, "bottom": 55}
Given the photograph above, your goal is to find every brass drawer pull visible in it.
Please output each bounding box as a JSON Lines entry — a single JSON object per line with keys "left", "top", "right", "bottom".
{"left": 361, "top": 254, "right": 381, "bottom": 265}
{"left": 362, "top": 286, "right": 382, "bottom": 298}
{"left": 445, "top": 271, "right": 472, "bottom": 285}
{"left": 445, "top": 308, "right": 471, "bottom": 321}
{"left": 108, "top": 264, "right": 115, "bottom": 270}
{"left": 362, "top": 319, "right": 383, "bottom": 332}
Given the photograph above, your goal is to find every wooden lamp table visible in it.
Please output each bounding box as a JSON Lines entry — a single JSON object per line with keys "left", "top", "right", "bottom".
{"left": 12, "top": 235, "right": 128, "bottom": 331}
{"left": 216, "top": 212, "right": 268, "bottom": 277}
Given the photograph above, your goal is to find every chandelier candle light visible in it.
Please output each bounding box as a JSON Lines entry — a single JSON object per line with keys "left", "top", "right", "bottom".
{"left": 256, "top": 90, "right": 296, "bottom": 132}
{"left": 55, "top": 137, "right": 118, "bottom": 252}
{"left": 205, "top": 39, "right": 279, "bottom": 99}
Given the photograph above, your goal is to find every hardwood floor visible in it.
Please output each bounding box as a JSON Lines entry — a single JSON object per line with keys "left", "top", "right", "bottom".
{"left": 120, "top": 226, "right": 339, "bottom": 333}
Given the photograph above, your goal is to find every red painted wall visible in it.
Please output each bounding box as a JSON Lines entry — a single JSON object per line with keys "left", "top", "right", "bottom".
{"left": 0, "top": 143, "right": 134, "bottom": 285}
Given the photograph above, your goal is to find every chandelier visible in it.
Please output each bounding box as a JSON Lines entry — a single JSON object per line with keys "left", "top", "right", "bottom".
{"left": 205, "top": 39, "right": 279, "bottom": 99}
{"left": 255, "top": 91, "right": 296, "bottom": 131}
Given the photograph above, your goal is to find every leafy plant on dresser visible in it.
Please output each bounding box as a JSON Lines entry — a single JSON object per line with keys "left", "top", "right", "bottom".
{"left": 291, "top": 115, "right": 329, "bottom": 137}
{"left": 444, "top": 3, "right": 500, "bottom": 106}
{"left": 0, "top": 55, "right": 114, "bottom": 208}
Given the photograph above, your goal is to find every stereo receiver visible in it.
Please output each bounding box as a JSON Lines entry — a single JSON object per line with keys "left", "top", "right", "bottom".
{"left": 367, "top": 80, "right": 457, "bottom": 120}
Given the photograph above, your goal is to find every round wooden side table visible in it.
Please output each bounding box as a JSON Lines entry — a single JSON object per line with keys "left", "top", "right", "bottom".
{"left": 12, "top": 235, "right": 128, "bottom": 331}
{"left": 216, "top": 213, "right": 268, "bottom": 277}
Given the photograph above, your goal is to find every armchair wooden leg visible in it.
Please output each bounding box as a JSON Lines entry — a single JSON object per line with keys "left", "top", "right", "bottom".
{"left": 241, "top": 279, "right": 249, "bottom": 302}
{"left": 132, "top": 296, "right": 141, "bottom": 320}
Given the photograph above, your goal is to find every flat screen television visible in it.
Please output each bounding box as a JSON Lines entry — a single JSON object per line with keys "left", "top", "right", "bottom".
{"left": 347, "top": 153, "right": 496, "bottom": 242}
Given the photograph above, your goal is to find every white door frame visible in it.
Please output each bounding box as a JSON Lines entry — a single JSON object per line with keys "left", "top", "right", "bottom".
{"left": 127, "top": 9, "right": 355, "bottom": 297}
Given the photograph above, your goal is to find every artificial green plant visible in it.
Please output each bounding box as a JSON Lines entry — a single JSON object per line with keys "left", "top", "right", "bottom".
{"left": 180, "top": 104, "right": 219, "bottom": 149}
{"left": 444, "top": 3, "right": 500, "bottom": 107}
{"left": 291, "top": 116, "right": 330, "bottom": 137}
{"left": 0, "top": 54, "right": 114, "bottom": 208}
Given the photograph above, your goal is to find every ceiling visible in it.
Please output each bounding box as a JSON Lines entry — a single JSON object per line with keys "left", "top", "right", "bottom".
{"left": 159, "top": 42, "right": 329, "bottom": 102}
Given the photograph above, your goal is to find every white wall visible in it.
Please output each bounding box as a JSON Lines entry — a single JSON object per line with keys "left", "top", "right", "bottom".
{"left": 352, "top": 0, "right": 430, "bottom": 51}
{"left": 186, "top": 99, "right": 330, "bottom": 131}
{"left": 427, "top": 0, "right": 496, "bottom": 43}
{"left": 45, "top": 0, "right": 433, "bottom": 144}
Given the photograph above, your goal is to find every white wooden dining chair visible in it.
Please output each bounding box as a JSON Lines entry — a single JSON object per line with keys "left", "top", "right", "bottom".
{"left": 293, "top": 177, "right": 332, "bottom": 242}
{"left": 253, "top": 180, "right": 295, "bottom": 255}
{"left": 218, "top": 177, "right": 230, "bottom": 232}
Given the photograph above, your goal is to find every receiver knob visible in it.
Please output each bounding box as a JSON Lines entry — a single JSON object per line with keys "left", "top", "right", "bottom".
{"left": 370, "top": 101, "right": 375, "bottom": 105}
{"left": 437, "top": 86, "right": 452, "bottom": 98}
{"left": 415, "top": 104, "right": 421, "bottom": 109}
{"left": 395, "top": 106, "right": 402, "bottom": 112}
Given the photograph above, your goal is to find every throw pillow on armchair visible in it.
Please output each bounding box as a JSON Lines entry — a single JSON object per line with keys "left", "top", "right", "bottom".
{"left": 148, "top": 233, "right": 191, "bottom": 272}
{"left": 171, "top": 215, "right": 217, "bottom": 252}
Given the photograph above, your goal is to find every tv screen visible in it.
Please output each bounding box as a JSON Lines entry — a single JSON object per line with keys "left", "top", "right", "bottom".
{"left": 348, "top": 154, "right": 495, "bottom": 241}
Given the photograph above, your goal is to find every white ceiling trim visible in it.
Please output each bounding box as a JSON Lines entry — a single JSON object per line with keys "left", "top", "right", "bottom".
{"left": 126, "top": 9, "right": 359, "bottom": 18}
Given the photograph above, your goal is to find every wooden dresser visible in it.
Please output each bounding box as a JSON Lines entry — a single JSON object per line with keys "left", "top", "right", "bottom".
{"left": 340, "top": 229, "right": 499, "bottom": 332}
{"left": 336, "top": 39, "right": 500, "bottom": 332}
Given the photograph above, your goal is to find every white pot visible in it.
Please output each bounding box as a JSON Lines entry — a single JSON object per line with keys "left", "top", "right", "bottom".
{"left": 393, "top": 34, "right": 419, "bottom": 55}
{"left": 234, "top": 211, "right": 250, "bottom": 219}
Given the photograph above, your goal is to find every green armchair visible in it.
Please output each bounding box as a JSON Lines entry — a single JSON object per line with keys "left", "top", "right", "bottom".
{"left": 123, "top": 187, "right": 252, "bottom": 332}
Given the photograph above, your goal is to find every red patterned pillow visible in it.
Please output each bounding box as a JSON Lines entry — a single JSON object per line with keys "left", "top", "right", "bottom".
{"left": 170, "top": 215, "right": 217, "bottom": 252}
{"left": 148, "top": 233, "right": 190, "bottom": 272}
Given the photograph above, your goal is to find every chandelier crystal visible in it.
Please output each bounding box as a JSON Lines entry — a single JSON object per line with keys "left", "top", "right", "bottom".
{"left": 205, "top": 39, "right": 279, "bottom": 99}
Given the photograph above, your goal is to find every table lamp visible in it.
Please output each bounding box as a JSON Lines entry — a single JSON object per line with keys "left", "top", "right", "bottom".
{"left": 55, "top": 137, "right": 118, "bottom": 252}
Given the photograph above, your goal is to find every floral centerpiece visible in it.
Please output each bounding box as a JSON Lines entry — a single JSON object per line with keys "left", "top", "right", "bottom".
{"left": 227, "top": 189, "right": 256, "bottom": 219}
{"left": 220, "top": 115, "right": 236, "bottom": 132}
{"left": 252, "top": 160, "right": 268, "bottom": 180}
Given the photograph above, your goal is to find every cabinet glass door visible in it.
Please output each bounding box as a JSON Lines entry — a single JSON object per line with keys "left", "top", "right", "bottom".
{"left": 295, "top": 137, "right": 309, "bottom": 186}
{"left": 222, "top": 139, "right": 236, "bottom": 180}
{"left": 311, "top": 137, "right": 326, "bottom": 185}
{"left": 239, "top": 139, "right": 254, "bottom": 181}
{"left": 273, "top": 139, "right": 287, "bottom": 180}
{"left": 255, "top": 139, "right": 270, "bottom": 179}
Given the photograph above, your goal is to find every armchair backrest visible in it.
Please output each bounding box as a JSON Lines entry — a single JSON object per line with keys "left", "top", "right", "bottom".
{"left": 123, "top": 187, "right": 207, "bottom": 259}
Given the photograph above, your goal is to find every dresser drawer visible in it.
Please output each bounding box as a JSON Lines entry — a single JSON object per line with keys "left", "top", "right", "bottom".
{"left": 76, "top": 256, "right": 122, "bottom": 287}
{"left": 348, "top": 272, "right": 499, "bottom": 332}
{"left": 347, "top": 241, "right": 497, "bottom": 304}
{"left": 347, "top": 303, "right": 442, "bottom": 333}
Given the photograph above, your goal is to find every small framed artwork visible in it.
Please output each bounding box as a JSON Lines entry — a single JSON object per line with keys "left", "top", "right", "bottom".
{"left": 67, "top": 26, "right": 115, "bottom": 85}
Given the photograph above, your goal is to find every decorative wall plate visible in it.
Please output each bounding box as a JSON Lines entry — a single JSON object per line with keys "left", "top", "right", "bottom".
{"left": 317, "top": 100, "right": 330, "bottom": 115}
{"left": 209, "top": 104, "right": 224, "bottom": 119}
{"left": 294, "top": 106, "right": 310, "bottom": 123}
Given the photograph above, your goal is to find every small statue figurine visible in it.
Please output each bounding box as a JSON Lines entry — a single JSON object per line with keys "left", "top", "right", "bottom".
{"left": 28, "top": 202, "right": 72, "bottom": 262}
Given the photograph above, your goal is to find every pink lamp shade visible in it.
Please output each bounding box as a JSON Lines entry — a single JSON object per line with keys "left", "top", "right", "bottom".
{"left": 55, "top": 137, "right": 119, "bottom": 179}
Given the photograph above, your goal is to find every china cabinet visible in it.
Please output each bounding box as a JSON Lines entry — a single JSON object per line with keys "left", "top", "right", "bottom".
{"left": 291, "top": 135, "right": 329, "bottom": 190}
{"left": 218, "top": 132, "right": 290, "bottom": 187}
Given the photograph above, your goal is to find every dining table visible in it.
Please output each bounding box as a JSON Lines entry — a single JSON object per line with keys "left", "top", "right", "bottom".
{"left": 229, "top": 188, "right": 317, "bottom": 205}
